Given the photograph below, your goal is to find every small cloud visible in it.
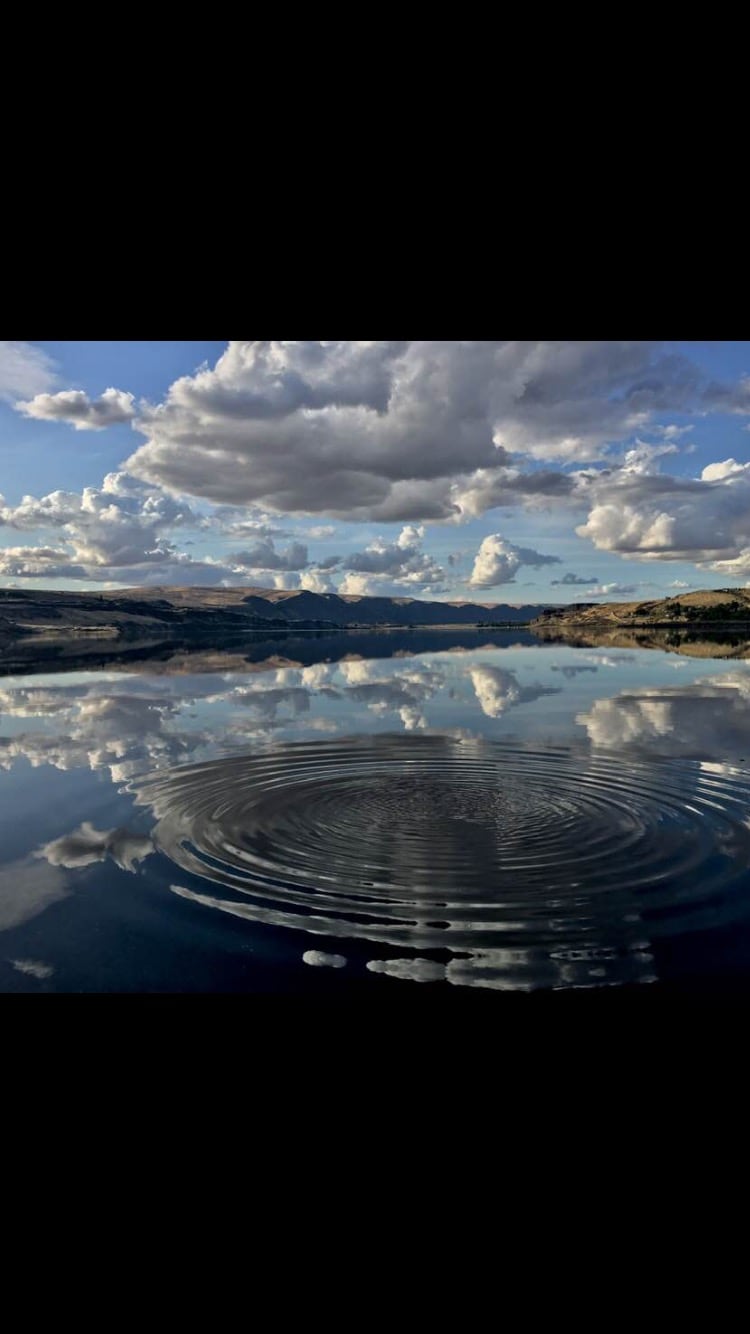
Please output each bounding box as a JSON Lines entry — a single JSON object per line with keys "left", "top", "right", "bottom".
{"left": 551, "top": 572, "right": 600, "bottom": 586}
{"left": 586, "top": 583, "right": 639, "bottom": 597}
{"left": 227, "top": 538, "right": 309, "bottom": 572}
{"left": 651, "top": 423, "right": 694, "bottom": 441}
{"left": 17, "top": 386, "right": 136, "bottom": 430}
{"left": 305, "top": 525, "right": 337, "bottom": 540}
{"left": 701, "top": 458, "right": 750, "bottom": 482}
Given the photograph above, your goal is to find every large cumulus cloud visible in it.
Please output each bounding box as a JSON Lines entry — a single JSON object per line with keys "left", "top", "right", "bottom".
{"left": 9, "top": 341, "right": 750, "bottom": 587}
{"left": 0, "top": 472, "right": 322, "bottom": 586}
{"left": 576, "top": 457, "right": 750, "bottom": 574}
{"left": 112, "top": 340, "right": 750, "bottom": 521}
{"left": 0, "top": 471, "right": 198, "bottom": 573}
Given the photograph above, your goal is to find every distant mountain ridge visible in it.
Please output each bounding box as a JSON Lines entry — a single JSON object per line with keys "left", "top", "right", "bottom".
{"left": 0, "top": 585, "right": 551, "bottom": 651}
{"left": 113, "top": 585, "right": 549, "bottom": 626}
{"left": 0, "top": 584, "right": 552, "bottom": 673}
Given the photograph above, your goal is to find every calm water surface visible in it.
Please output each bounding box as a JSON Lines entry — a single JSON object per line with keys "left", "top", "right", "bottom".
{"left": 3, "top": 628, "right": 750, "bottom": 995}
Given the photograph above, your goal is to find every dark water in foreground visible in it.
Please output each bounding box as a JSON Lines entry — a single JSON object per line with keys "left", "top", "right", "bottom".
{"left": 4, "top": 627, "right": 750, "bottom": 995}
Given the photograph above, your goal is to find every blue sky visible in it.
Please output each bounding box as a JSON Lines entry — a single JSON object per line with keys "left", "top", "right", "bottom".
{"left": 1, "top": 339, "right": 749, "bottom": 602}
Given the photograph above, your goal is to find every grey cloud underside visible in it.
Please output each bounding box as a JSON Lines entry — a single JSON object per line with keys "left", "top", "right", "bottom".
{"left": 7, "top": 341, "right": 750, "bottom": 582}
{"left": 225, "top": 539, "right": 309, "bottom": 571}
{"left": 0, "top": 547, "right": 89, "bottom": 579}
{"left": 578, "top": 466, "right": 750, "bottom": 569}
{"left": 207, "top": 512, "right": 293, "bottom": 540}
{"left": 118, "top": 341, "right": 750, "bottom": 521}
{"left": 17, "top": 387, "right": 136, "bottom": 430}
{"left": 343, "top": 526, "right": 444, "bottom": 587}
{"left": 515, "top": 546, "right": 560, "bottom": 567}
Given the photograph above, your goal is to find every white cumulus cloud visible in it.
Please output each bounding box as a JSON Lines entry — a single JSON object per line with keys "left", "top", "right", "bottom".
{"left": 468, "top": 534, "right": 559, "bottom": 588}
{"left": 576, "top": 463, "right": 750, "bottom": 572}
{"left": 344, "top": 525, "right": 444, "bottom": 590}
{"left": 17, "top": 386, "right": 136, "bottom": 430}
{"left": 110, "top": 341, "right": 750, "bottom": 521}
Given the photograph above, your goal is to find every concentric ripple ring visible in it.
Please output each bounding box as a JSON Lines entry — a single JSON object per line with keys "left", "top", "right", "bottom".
{"left": 130, "top": 734, "right": 750, "bottom": 990}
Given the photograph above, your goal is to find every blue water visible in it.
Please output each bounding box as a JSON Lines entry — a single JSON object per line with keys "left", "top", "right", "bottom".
{"left": 3, "top": 629, "right": 750, "bottom": 994}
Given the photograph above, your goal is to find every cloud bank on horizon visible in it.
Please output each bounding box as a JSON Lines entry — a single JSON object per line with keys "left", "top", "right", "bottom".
{"left": 3, "top": 339, "right": 750, "bottom": 600}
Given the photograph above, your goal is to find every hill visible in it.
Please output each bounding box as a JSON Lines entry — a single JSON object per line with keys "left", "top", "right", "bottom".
{"left": 532, "top": 588, "right": 750, "bottom": 630}
{"left": 100, "top": 585, "right": 547, "bottom": 627}
{"left": 0, "top": 585, "right": 551, "bottom": 671}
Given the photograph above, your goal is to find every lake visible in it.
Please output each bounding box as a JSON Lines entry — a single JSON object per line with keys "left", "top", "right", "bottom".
{"left": 3, "top": 627, "right": 750, "bottom": 996}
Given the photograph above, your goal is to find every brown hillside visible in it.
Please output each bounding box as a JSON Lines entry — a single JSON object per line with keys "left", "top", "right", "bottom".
{"left": 534, "top": 588, "right": 750, "bottom": 627}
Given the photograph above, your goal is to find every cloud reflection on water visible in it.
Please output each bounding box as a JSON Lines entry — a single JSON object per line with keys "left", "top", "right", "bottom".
{"left": 578, "top": 672, "right": 750, "bottom": 763}
{"left": 38, "top": 822, "right": 154, "bottom": 872}
{"left": 4, "top": 637, "right": 750, "bottom": 991}
{"left": 0, "top": 645, "right": 568, "bottom": 784}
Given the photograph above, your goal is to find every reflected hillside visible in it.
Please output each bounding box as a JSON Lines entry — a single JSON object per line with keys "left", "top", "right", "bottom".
{"left": 533, "top": 625, "right": 750, "bottom": 660}
{"left": 0, "top": 625, "right": 539, "bottom": 679}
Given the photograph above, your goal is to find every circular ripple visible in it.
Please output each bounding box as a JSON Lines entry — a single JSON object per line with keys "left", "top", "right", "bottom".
{"left": 130, "top": 735, "right": 750, "bottom": 991}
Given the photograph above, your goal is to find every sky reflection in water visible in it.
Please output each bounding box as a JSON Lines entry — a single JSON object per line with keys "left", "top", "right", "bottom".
{"left": 3, "top": 630, "right": 750, "bottom": 994}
